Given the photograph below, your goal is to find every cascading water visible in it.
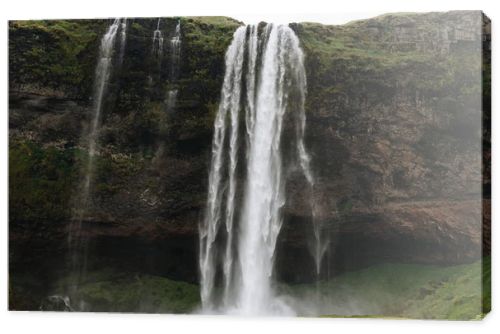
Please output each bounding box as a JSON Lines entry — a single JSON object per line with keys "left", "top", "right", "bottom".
{"left": 67, "top": 18, "right": 126, "bottom": 310}
{"left": 170, "top": 20, "right": 181, "bottom": 80}
{"left": 152, "top": 18, "right": 164, "bottom": 59}
{"left": 199, "top": 23, "right": 314, "bottom": 316}
{"left": 166, "top": 20, "right": 181, "bottom": 112}
{"left": 199, "top": 27, "right": 246, "bottom": 312}
{"left": 310, "top": 198, "right": 329, "bottom": 284}
{"left": 80, "top": 18, "right": 127, "bottom": 205}
{"left": 165, "top": 89, "right": 178, "bottom": 111}
{"left": 118, "top": 19, "right": 127, "bottom": 66}
{"left": 83, "top": 18, "right": 122, "bottom": 198}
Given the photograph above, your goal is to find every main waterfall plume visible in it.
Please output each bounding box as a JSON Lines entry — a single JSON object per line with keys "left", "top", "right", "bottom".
{"left": 199, "top": 23, "right": 313, "bottom": 315}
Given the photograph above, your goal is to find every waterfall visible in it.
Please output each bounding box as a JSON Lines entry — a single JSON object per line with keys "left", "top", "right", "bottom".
{"left": 170, "top": 20, "right": 181, "bottom": 81}
{"left": 118, "top": 19, "right": 127, "bottom": 66}
{"left": 199, "top": 26, "right": 246, "bottom": 310}
{"left": 67, "top": 18, "right": 124, "bottom": 310}
{"left": 152, "top": 18, "right": 164, "bottom": 59}
{"left": 288, "top": 32, "right": 327, "bottom": 282}
{"left": 150, "top": 19, "right": 181, "bottom": 111}
{"left": 165, "top": 89, "right": 178, "bottom": 112}
{"left": 166, "top": 20, "right": 181, "bottom": 112}
{"left": 310, "top": 201, "right": 329, "bottom": 294}
{"left": 199, "top": 23, "right": 313, "bottom": 315}
{"left": 82, "top": 17, "right": 122, "bottom": 213}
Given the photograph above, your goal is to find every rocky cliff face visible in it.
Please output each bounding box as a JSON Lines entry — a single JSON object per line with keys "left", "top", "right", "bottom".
{"left": 9, "top": 12, "right": 490, "bottom": 286}
{"left": 277, "top": 11, "right": 489, "bottom": 281}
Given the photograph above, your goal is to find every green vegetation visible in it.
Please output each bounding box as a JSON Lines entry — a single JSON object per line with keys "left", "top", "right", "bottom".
{"left": 185, "top": 16, "right": 242, "bottom": 28}
{"left": 9, "top": 140, "right": 79, "bottom": 221}
{"left": 482, "top": 256, "right": 491, "bottom": 314}
{"left": 93, "top": 151, "right": 145, "bottom": 196}
{"left": 9, "top": 138, "right": 146, "bottom": 219}
{"left": 296, "top": 21, "right": 434, "bottom": 67}
{"left": 10, "top": 269, "right": 200, "bottom": 313}
{"left": 10, "top": 257, "right": 488, "bottom": 317}
{"left": 9, "top": 19, "right": 106, "bottom": 97}
{"left": 284, "top": 259, "right": 487, "bottom": 320}
{"left": 52, "top": 270, "right": 200, "bottom": 313}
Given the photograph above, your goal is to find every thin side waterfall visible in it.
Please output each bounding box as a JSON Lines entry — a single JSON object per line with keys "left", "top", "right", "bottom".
{"left": 67, "top": 18, "right": 124, "bottom": 310}
{"left": 118, "top": 19, "right": 127, "bottom": 66}
{"left": 80, "top": 17, "right": 122, "bottom": 217}
{"left": 290, "top": 37, "right": 328, "bottom": 283}
{"left": 170, "top": 20, "right": 181, "bottom": 80}
{"left": 199, "top": 24, "right": 313, "bottom": 315}
{"left": 279, "top": 27, "right": 327, "bottom": 287}
{"left": 166, "top": 20, "right": 181, "bottom": 112}
{"left": 311, "top": 203, "right": 329, "bottom": 283}
{"left": 152, "top": 18, "right": 164, "bottom": 59}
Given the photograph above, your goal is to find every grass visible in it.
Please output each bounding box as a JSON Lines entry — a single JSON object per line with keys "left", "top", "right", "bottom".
{"left": 297, "top": 21, "right": 435, "bottom": 68}
{"left": 283, "top": 259, "right": 488, "bottom": 320}
{"left": 51, "top": 269, "right": 200, "bottom": 313}
{"left": 185, "top": 16, "right": 242, "bottom": 28}
{"left": 10, "top": 20, "right": 101, "bottom": 56}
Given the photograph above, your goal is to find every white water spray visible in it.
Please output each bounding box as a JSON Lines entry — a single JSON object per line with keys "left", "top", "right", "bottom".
{"left": 199, "top": 24, "right": 313, "bottom": 315}
{"left": 152, "top": 18, "right": 164, "bottom": 59}
{"left": 118, "top": 19, "right": 127, "bottom": 66}
{"left": 166, "top": 20, "right": 181, "bottom": 111}
{"left": 165, "top": 89, "right": 178, "bottom": 112}
{"left": 170, "top": 20, "right": 181, "bottom": 80}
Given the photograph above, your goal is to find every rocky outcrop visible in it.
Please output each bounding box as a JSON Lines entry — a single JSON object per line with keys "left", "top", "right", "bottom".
{"left": 9, "top": 12, "right": 490, "bottom": 286}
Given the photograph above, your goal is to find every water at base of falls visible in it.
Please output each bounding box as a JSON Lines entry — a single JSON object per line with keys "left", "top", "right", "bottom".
{"left": 199, "top": 23, "right": 314, "bottom": 316}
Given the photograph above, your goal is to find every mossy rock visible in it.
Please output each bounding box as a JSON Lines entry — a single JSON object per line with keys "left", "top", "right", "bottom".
{"left": 9, "top": 140, "right": 80, "bottom": 221}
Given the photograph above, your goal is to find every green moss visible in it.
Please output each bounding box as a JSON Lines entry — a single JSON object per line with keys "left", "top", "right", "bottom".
{"left": 121, "top": 102, "right": 170, "bottom": 148}
{"left": 9, "top": 140, "right": 79, "bottom": 221}
{"left": 8, "top": 138, "right": 147, "bottom": 217}
{"left": 93, "top": 151, "right": 145, "bottom": 196}
{"left": 9, "top": 19, "right": 106, "bottom": 97}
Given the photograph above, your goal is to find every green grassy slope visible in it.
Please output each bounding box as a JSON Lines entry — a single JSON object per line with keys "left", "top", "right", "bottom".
{"left": 285, "top": 259, "right": 488, "bottom": 320}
